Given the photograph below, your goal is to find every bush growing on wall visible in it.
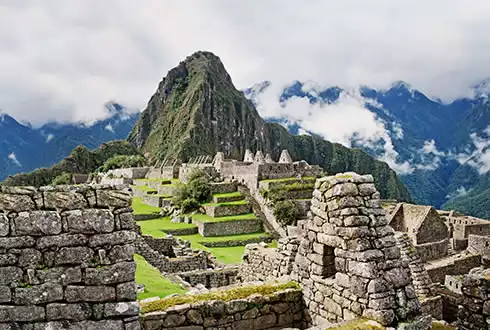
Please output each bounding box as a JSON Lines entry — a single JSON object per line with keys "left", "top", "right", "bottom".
{"left": 51, "top": 172, "right": 73, "bottom": 185}
{"left": 273, "top": 200, "right": 298, "bottom": 226}
{"left": 172, "top": 169, "right": 211, "bottom": 212}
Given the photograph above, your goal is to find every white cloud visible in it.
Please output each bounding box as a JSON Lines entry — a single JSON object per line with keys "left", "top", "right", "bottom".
{"left": 104, "top": 124, "right": 114, "bottom": 133}
{"left": 45, "top": 133, "right": 54, "bottom": 143}
{"left": 1, "top": 1, "right": 490, "bottom": 125}
{"left": 457, "top": 127, "right": 490, "bottom": 174}
{"left": 8, "top": 153, "right": 21, "bottom": 166}
{"left": 446, "top": 186, "right": 471, "bottom": 200}
{"left": 254, "top": 83, "right": 414, "bottom": 174}
{"left": 392, "top": 122, "right": 404, "bottom": 140}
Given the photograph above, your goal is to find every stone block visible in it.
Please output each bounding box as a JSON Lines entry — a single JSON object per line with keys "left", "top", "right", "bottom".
{"left": 253, "top": 313, "right": 277, "bottom": 329}
{"left": 36, "top": 233, "right": 88, "bottom": 249}
{"left": 362, "top": 308, "right": 395, "bottom": 326}
{"left": 43, "top": 191, "right": 88, "bottom": 211}
{"left": 102, "top": 302, "right": 139, "bottom": 317}
{"left": 0, "top": 236, "right": 35, "bottom": 249}
{"left": 18, "top": 248, "right": 43, "bottom": 268}
{"left": 358, "top": 183, "right": 377, "bottom": 196}
{"left": 65, "top": 209, "right": 114, "bottom": 234}
{"left": 118, "top": 213, "right": 135, "bottom": 230}
{"left": 163, "top": 314, "right": 186, "bottom": 327}
{"left": 0, "top": 214, "right": 8, "bottom": 236}
{"left": 332, "top": 183, "right": 359, "bottom": 197}
{"left": 65, "top": 286, "right": 116, "bottom": 302}
{"left": 0, "top": 305, "right": 45, "bottom": 322}
{"left": 36, "top": 266, "right": 82, "bottom": 286}
{"left": 348, "top": 261, "right": 379, "bottom": 279}
{"left": 85, "top": 262, "right": 136, "bottom": 285}
{"left": 0, "top": 286, "right": 11, "bottom": 303}
{"left": 14, "top": 283, "right": 63, "bottom": 305}
{"left": 96, "top": 189, "right": 132, "bottom": 209}
{"left": 117, "top": 282, "right": 137, "bottom": 301}
{"left": 0, "top": 194, "right": 35, "bottom": 212}
{"left": 0, "top": 266, "right": 23, "bottom": 285}
{"left": 46, "top": 303, "right": 92, "bottom": 321}
{"left": 54, "top": 246, "right": 93, "bottom": 265}
{"left": 14, "top": 211, "right": 62, "bottom": 236}
{"left": 343, "top": 215, "right": 370, "bottom": 227}
{"left": 186, "top": 309, "right": 204, "bottom": 324}
{"left": 0, "top": 254, "right": 17, "bottom": 267}
{"left": 88, "top": 231, "right": 136, "bottom": 247}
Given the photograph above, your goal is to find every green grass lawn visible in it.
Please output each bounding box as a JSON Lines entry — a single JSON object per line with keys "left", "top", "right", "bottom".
{"left": 259, "top": 176, "right": 316, "bottom": 183}
{"left": 135, "top": 254, "right": 187, "bottom": 300}
{"left": 132, "top": 197, "right": 161, "bottom": 215}
{"left": 132, "top": 185, "right": 157, "bottom": 193}
{"left": 137, "top": 216, "right": 268, "bottom": 264}
{"left": 202, "top": 199, "right": 249, "bottom": 207}
{"left": 212, "top": 191, "right": 242, "bottom": 198}
{"left": 192, "top": 213, "right": 256, "bottom": 223}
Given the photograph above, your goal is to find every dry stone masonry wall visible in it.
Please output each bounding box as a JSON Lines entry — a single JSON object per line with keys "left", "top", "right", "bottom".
{"left": 0, "top": 185, "right": 139, "bottom": 329}
{"left": 292, "top": 173, "right": 429, "bottom": 328}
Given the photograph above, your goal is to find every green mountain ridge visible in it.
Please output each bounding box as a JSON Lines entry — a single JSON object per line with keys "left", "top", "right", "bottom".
{"left": 129, "top": 51, "right": 411, "bottom": 202}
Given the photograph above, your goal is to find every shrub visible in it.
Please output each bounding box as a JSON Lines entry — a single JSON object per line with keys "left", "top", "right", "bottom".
{"left": 181, "top": 198, "right": 200, "bottom": 213}
{"left": 101, "top": 155, "right": 147, "bottom": 172}
{"left": 172, "top": 169, "right": 211, "bottom": 210}
{"left": 51, "top": 172, "right": 72, "bottom": 185}
{"left": 267, "top": 187, "right": 287, "bottom": 203}
{"left": 273, "top": 200, "right": 298, "bottom": 226}
{"left": 172, "top": 183, "right": 190, "bottom": 206}
{"left": 188, "top": 177, "right": 211, "bottom": 202}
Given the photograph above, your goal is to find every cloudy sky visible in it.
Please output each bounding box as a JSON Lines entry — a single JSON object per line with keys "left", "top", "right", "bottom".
{"left": 2, "top": 0, "right": 490, "bottom": 126}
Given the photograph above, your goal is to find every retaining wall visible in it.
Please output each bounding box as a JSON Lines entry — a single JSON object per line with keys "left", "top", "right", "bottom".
{"left": 195, "top": 219, "right": 262, "bottom": 237}
{"left": 415, "top": 238, "right": 449, "bottom": 262}
{"left": 203, "top": 203, "right": 251, "bottom": 217}
{"left": 139, "top": 287, "right": 306, "bottom": 330}
{"left": 425, "top": 253, "right": 481, "bottom": 284}
{"left": 175, "top": 267, "right": 239, "bottom": 289}
{"left": 0, "top": 185, "right": 139, "bottom": 329}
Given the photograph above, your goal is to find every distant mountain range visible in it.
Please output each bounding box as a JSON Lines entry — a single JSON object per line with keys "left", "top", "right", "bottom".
{"left": 245, "top": 80, "right": 490, "bottom": 219}
{"left": 0, "top": 103, "right": 138, "bottom": 181}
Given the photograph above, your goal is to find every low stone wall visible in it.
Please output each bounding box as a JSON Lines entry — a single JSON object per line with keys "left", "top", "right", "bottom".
{"left": 204, "top": 203, "right": 251, "bottom": 217}
{"left": 107, "top": 167, "right": 150, "bottom": 179}
{"left": 175, "top": 267, "right": 239, "bottom": 288}
{"left": 143, "top": 235, "right": 175, "bottom": 257}
{"left": 210, "top": 182, "right": 237, "bottom": 194}
{"left": 0, "top": 185, "right": 139, "bottom": 329}
{"left": 143, "top": 195, "right": 170, "bottom": 208}
{"left": 200, "top": 235, "right": 273, "bottom": 248}
{"left": 457, "top": 267, "right": 490, "bottom": 329}
{"left": 239, "top": 236, "right": 299, "bottom": 282}
{"left": 415, "top": 238, "right": 449, "bottom": 262}
{"left": 139, "top": 287, "right": 306, "bottom": 330}
{"left": 283, "top": 189, "right": 313, "bottom": 200}
{"left": 157, "top": 185, "right": 176, "bottom": 196}
{"left": 452, "top": 238, "right": 469, "bottom": 251}
{"left": 100, "top": 177, "right": 132, "bottom": 185}
{"left": 134, "top": 213, "right": 161, "bottom": 221}
{"left": 420, "top": 296, "right": 443, "bottom": 321}
{"left": 436, "top": 287, "right": 462, "bottom": 323}
{"left": 426, "top": 253, "right": 481, "bottom": 284}
{"left": 135, "top": 236, "right": 209, "bottom": 274}
{"left": 258, "top": 177, "right": 316, "bottom": 190}
{"left": 196, "top": 219, "right": 262, "bottom": 237}
{"left": 467, "top": 234, "right": 490, "bottom": 254}
{"left": 163, "top": 227, "right": 199, "bottom": 236}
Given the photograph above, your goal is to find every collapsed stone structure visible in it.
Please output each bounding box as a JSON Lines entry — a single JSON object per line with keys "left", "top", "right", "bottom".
{"left": 0, "top": 185, "right": 139, "bottom": 329}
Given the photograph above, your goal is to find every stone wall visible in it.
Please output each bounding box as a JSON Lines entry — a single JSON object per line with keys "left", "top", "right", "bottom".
{"left": 106, "top": 167, "right": 150, "bottom": 179}
{"left": 292, "top": 173, "right": 427, "bottom": 328}
{"left": 142, "top": 235, "right": 175, "bottom": 257}
{"left": 195, "top": 219, "right": 262, "bottom": 237}
{"left": 135, "top": 236, "right": 209, "bottom": 274}
{"left": 139, "top": 287, "right": 306, "bottom": 330}
{"left": 239, "top": 237, "right": 299, "bottom": 282}
{"left": 457, "top": 267, "right": 490, "bottom": 329}
{"left": 414, "top": 238, "right": 449, "bottom": 262}
{"left": 0, "top": 185, "right": 139, "bottom": 329}
{"left": 292, "top": 199, "right": 311, "bottom": 217}
{"left": 209, "top": 182, "right": 237, "bottom": 195}
{"left": 467, "top": 234, "right": 490, "bottom": 254}
{"left": 175, "top": 267, "right": 239, "bottom": 289}
{"left": 200, "top": 235, "right": 273, "bottom": 248}
{"left": 425, "top": 253, "right": 481, "bottom": 284}
{"left": 203, "top": 203, "right": 251, "bottom": 218}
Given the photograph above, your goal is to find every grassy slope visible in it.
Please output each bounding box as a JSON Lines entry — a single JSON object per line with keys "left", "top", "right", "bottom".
{"left": 132, "top": 197, "right": 161, "bottom": 215}
{"left": 134, "top": 254, "right": 187, "bottom": 300}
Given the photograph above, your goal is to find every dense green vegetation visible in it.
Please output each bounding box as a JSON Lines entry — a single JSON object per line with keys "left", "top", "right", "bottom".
{"left": 128, "top": 51, "right": 411, "bottom": 202}
{"left": 134, "top": 254, "right": 187, "bottom": 300}
{"left": 140, "top": 281, "right": 300, "bottom": 313}
{"left": 172, "top": 169, "right": 212, "bottom": 213}
{"left": 2, "top": 141, "right": 140, "bottom": 187}
{"left": 100, "top": 154, "right": 147, "bottom": 172}
{"left": 51, "top": 172, "right": 73, "bottom": 185}
{"left": 273, "top": 200, "right": 298, "bottom": 226}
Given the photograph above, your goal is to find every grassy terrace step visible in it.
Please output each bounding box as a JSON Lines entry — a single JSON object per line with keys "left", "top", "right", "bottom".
{"left": 135, "top": 254, "right": 187, "bottom": 300}
{"left": 132, "top": 197, "right": 161, "bottom": 215}
{"left": 212, "top": 191, "right": 244, "bottom": 204}
{"left": 140, "top": 281, "right": 300, "bottom": 313}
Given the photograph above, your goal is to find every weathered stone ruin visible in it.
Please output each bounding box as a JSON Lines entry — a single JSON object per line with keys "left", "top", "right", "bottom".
{"left": 0, "top": 185, "right": 139, "bottom": 329}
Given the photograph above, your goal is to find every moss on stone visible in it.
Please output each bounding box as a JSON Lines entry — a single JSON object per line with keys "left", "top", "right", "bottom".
{"left": 431, "top": 321, "right": 456, "bottom": 330}
{"left": 140, "top": 281, "right": 300, "bottom": 314}
{"left": 326, "top": 319, "right": 384, "bottom": 330}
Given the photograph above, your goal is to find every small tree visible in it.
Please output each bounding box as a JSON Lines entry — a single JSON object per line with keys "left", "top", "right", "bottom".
{"left": 51, "top": 172, "right": 73, "bottom": 185}
{"left": 273, "top": 200, "right": 298, "bottom": 226}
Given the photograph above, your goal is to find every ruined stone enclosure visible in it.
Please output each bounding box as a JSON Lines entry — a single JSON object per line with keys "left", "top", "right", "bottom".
{"left": 0, "top": 185, "right": 138, "bottom": 329}
{"left": 292, "top": 173, "right": 427, "bottom": 328}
